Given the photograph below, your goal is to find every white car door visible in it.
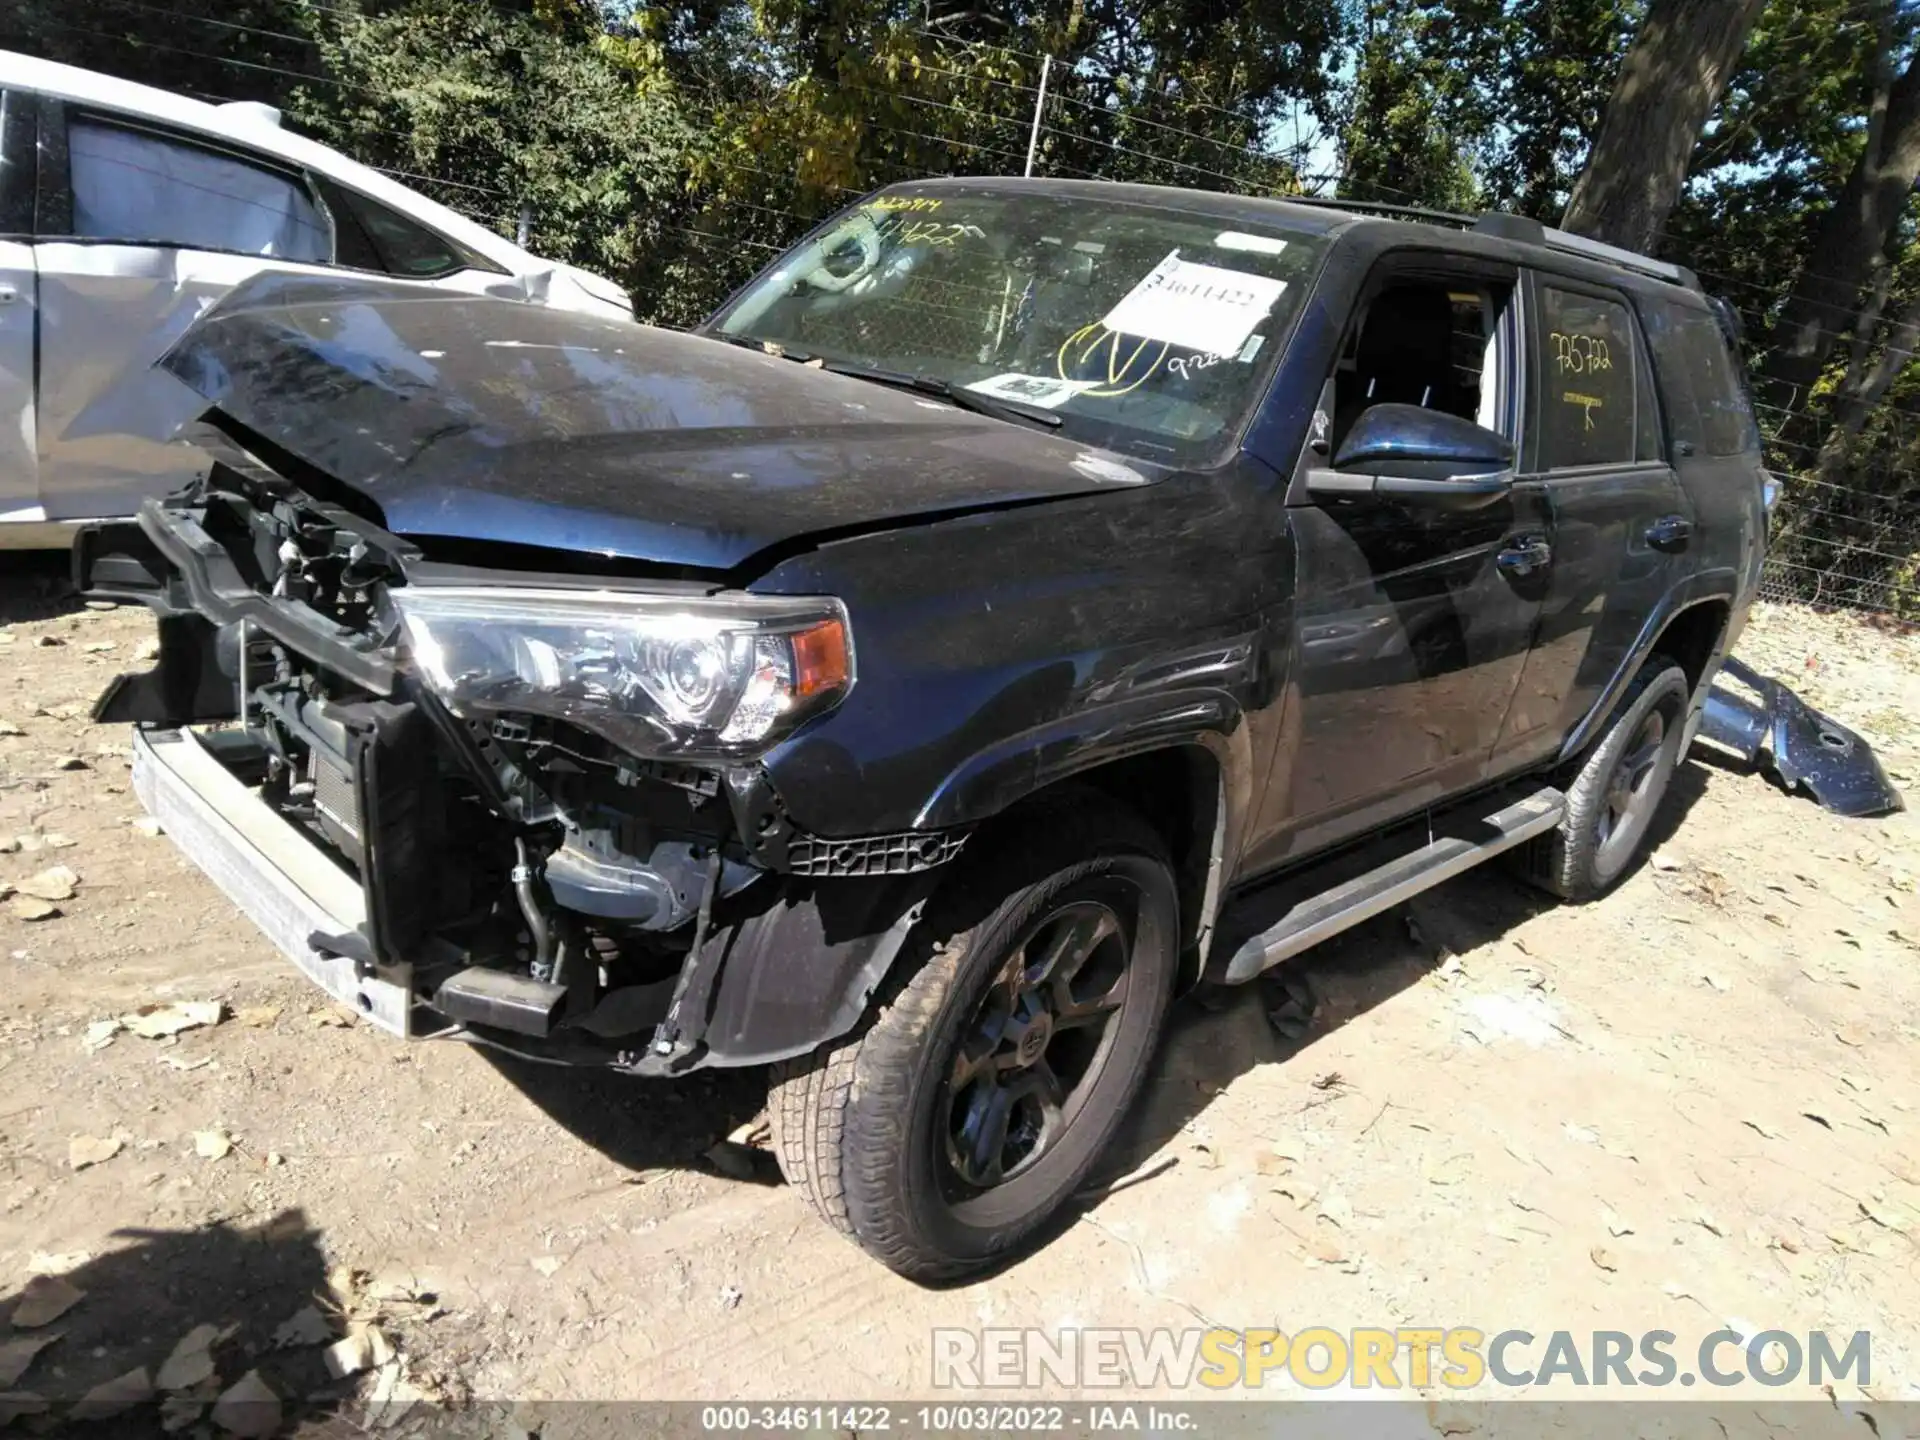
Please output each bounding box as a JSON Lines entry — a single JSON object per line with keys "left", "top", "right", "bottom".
{"left": 0, "top": 89, "right": 38, "bottom": 528}
{"left": 32, "top": 108, "right": 340, "bottom": 523}
{"left": 0, "top": 236, "right": 35, "bottom": 529}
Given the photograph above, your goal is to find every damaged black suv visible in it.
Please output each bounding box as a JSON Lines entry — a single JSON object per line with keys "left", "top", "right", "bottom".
{"left": 81, "top": 178, "right": 1767, "bottom": 1279}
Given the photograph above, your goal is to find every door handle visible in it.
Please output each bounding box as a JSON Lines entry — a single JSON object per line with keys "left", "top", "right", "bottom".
{"left": 1646, "top": 514, "right": 1692, "bottom": 551}
{"left": 1496, "top": 535, "right": 1552, "bottom": 577}
{"left": 0, "top": 284, "right": 16, "bottom": 305}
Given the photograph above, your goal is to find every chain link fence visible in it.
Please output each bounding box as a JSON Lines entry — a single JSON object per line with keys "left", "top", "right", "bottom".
{"left": 1760, "top": 482, "right": 1920, "bottom": 617}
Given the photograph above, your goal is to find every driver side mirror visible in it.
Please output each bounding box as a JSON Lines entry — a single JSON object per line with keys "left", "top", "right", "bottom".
{"left": 1308, "top": 403, "right": 1515, "bottom": 511}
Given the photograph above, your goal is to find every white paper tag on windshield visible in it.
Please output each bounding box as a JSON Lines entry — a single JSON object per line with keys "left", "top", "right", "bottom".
{"left": 966, "top": 373, "right": 1098, "bottom": 409}
{"left": 1102, "top": 250, "right": 1287, "bottom": 358}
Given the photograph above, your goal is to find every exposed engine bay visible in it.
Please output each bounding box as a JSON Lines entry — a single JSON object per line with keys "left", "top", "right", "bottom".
{"left": 85, "top": 437, "right": 966, "bottom": 1074}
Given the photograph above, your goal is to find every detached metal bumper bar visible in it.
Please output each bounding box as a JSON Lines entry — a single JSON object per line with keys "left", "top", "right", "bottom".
{"left": 136, "top": 498, "right": 399, "bottom": 693}
{"left": 131, "top": 726, "right": 415, "bottom": 1036}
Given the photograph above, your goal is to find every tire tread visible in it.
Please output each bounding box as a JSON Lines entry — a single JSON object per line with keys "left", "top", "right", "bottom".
{"left": 768, "top": 795, "right": 1171, "bottom": 1280}
{"left": 1523, "top": 655, "right": 1689, "bottom": 901}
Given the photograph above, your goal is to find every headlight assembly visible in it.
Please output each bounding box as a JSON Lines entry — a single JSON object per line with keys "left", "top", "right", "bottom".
{"left": 391, "top": 586, "right": 853, "bottom": 757}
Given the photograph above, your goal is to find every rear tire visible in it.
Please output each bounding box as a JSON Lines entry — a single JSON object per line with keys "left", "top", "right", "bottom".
{"left": 769, "top": 797, "right": 1177, "bottom": 1282}
{"left": 1524, "top": 657, "right": 1690, "bottom": 901}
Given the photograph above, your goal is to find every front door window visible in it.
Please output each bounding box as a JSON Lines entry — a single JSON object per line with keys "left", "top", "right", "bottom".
{"left": 66, "top": 117, "right": 330, "bottom": 263}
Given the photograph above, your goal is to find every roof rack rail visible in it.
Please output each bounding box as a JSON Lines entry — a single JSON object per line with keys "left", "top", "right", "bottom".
{"left": 1473, "top": 211, "right": 1698, "bottom": 288}
{"left": 1278, "top": 195, "right": 1478, "bottom": 229}
{"left": 1279, "top": 195, "right": 1703, "bottom": 290}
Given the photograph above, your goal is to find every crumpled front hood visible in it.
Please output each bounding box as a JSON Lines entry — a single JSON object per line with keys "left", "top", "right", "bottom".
{"left": 161, "top": 273, "right": 1157, "bottom": 572}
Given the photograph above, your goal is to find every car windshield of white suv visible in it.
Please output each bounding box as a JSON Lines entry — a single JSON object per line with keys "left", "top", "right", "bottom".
{"left": 710, "top": 188, "right": 1329, "bottom": 462}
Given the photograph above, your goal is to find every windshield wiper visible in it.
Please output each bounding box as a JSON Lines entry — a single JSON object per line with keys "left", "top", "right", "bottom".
{"left": 709, "top": 332, "right": 820, "bottom": 363}
{"left": 710, "top": 339, "right": 1065, "bottom": 430}
{"left": 820, "top": 362, "right": 1065, "bottom": 429}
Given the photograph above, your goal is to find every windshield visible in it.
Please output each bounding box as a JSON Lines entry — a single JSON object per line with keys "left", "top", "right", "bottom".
{"left": 709, "top": 188, "right": 1329, "bottom": 463}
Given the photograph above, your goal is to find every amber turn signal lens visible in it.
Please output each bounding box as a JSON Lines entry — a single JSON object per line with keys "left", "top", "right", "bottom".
{"left": 791, "top": 618, "right": 852, "bottom": 700}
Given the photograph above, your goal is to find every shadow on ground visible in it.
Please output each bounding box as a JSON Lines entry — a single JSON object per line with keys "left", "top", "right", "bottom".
{"left": 0, "top": 551, "right": 82, "bottom": 625}
{"left": 473, "top": 1050, "right": 777, "bottom": 1183}
{"left": 0, "top": 1209, "right": 343, "bottom": 1433}
{"left": 1094, "top": 758, "right": 1713, "bottom": 1198}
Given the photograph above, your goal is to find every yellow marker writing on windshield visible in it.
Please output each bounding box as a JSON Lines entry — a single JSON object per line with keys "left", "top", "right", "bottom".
{"left": 1057, "top": 323, "right": 1167, "bottom": 397}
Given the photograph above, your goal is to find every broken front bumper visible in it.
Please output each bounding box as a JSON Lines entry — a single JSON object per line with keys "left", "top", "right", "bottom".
{"left": 132, "top": 726, "right": 419, "bottom": 1036}
{"left": 132, "top": 723, "right": 941, "bottom": 1072}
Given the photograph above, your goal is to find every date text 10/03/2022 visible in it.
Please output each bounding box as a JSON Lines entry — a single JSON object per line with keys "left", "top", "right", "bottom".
{"left": 699, "top": 1406, "right": 1198, "bottom": 1432}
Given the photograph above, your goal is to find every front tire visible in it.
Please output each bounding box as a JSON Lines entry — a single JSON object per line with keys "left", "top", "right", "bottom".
{"left": 769, "top": 799, "right": 1177, "bottom": 1281}
{"left": 1526, "top": 657, "right": 1690, "bottom": 900}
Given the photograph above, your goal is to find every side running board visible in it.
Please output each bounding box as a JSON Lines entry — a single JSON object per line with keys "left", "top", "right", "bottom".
{"left": 1216, "top": 787, "right": 1565, "bottom": 985}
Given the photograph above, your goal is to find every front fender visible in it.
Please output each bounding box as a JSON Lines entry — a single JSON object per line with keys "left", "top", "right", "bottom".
{"left": 913, "top": 688, "right": 1249, "bottom": 831}
{"left": 915, "top": 691, "right": 1254, "bottom": 974}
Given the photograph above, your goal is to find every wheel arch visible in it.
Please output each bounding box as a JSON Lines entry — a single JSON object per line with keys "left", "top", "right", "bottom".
{"left": 695, "top": 718, "right": 1247, "bottom": 1069}
{"left": 961, "top": 741, "right": 1231, "bottom": 992}
{"left": 1557, "top": 575, "right": 1739, "bottom": 766}
{"left": 1651, "top": 596, "right": 1733, "bottom": 698}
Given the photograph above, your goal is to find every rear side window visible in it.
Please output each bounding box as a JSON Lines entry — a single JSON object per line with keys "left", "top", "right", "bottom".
{"left": 1534, "top": 284, "right": 1639, "bottom": 470}
{"left": 1641, "top": 298, "right": 1759, "bottom": 457}
{"left": 318, "top": 179, "right": 498, "bottom": 279}
{"left": 66, "top": 118, "right": 330, "bottom": 263}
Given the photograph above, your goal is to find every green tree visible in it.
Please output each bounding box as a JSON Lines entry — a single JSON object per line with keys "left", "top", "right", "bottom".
{"left": 1756, "top": 9, "right": 1920, "bottom": 417}
{"left": 294, "top": 1, "right": 707, "bottom": 322}
{"left": 0, "top": 0, "right": 322, "bottom": 106}
{"left": 1484, "top": 0, "right": 1636, "bottom": 218}
{"left": 1338, "top": 0, "right": 1501, "bottom": 209}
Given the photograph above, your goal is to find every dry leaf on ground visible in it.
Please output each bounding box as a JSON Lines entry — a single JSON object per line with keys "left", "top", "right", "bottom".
{"left": 0, "top": 1332, "right": 60, "bottom": 1388}
{"left": 15, "top": 867, "right": 77, "bottom": 902}
{"left": 121, "top": 1001, "right": 224, "bottom": 1039}
{"left": 68, "top": 1134, "right": 123, "bottom": 1171}
{"left": 11, "top": 1274, "right": 84, "bottom": 1329}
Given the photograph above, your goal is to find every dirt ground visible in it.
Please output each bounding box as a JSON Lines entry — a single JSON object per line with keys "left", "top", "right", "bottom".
{"left": 4, "top": 550, "right": 1919, "bottom": 1431}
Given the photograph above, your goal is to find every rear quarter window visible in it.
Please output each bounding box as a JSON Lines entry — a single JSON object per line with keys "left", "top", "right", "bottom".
{"left": 316, "top": 177, "right": 504, "bottom": 279}
{"left": 1640, "top": 296, "right": 1759, "bottom": 458}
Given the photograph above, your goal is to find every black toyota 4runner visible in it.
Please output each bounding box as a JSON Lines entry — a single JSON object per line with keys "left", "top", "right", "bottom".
{"left": 81, "top": 179, "right": 1767, "bottom": 1280}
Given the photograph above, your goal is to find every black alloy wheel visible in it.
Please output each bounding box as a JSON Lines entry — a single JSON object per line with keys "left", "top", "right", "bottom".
{"left": 942, "top": 897, "right": 1135, "bottom": 1195}
{"left": 1594, "top": 705, "right": 1669, "bottom": 873}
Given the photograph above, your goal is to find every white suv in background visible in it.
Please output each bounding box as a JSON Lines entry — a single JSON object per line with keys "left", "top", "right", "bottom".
{"left": 0, "top": 50, "right": 634, "bottom": 549}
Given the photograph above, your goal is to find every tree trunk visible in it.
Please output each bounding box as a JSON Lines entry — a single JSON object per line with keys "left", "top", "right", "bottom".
{"left": 1813, "top": 291, "right": 1920, "bottom": 490}
{"left": 1560, "top": 0, "right": 1765, "bottom": 253}
{"left": 1759, "top": 46, "right": 1920, "bottom": 419}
